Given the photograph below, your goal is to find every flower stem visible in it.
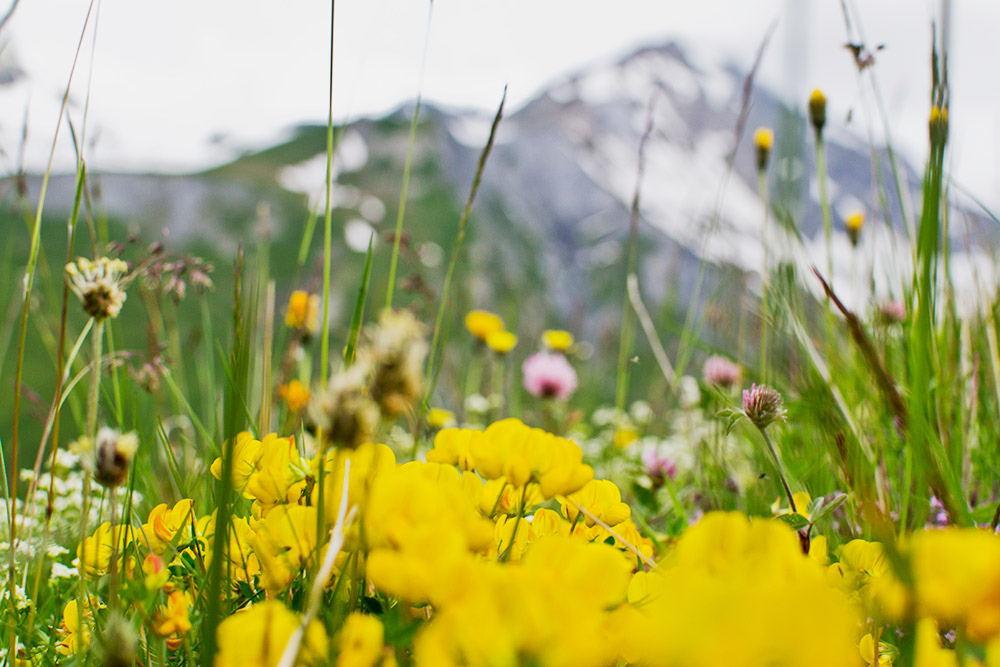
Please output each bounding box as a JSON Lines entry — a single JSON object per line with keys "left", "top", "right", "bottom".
{"left": 759, "top": 426, "right": 796, "bottom": 514}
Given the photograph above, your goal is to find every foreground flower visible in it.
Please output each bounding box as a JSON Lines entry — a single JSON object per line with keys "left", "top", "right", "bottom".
{"left": 624, "top": 512, "right": 860, "bottom": 667}
{"left": 65, "top": 256, "right": 129, "bottom": 320}
{"left": 742, "top": 383, "right": 786, "bottom": 430}
{"left": 215, "top": 600, "right": 328, "bottom": 667}
{"left": 337, "top": 613, "right": 385, "bottom": 667}
{"left": 522, "top": 352, "right": 577, "bottom": 400}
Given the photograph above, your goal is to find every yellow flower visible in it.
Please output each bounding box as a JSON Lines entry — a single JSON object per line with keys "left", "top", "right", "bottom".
{"left": 279, "top": 380, "right": 312, "bottom": 414}
{"left": 285, "top": 290, "right": 320, "bottom": 333}
{"left": 77, "top": 522, "right": 135, "bottom": 578}
{"left": 809, "top": 88, "right": 827, "bottom": 133}
{"left": 859, "top": 633, "right": 894, "bottom": 666}
{"left": 154, "top": 590, "right": 193, "bottom": 638}
{"left": 485, "top": 330, "right": 517, "bottom": 354}
{"left": 426, "top": 427, "right": 481, "bottom": 471}
{"left": 337, "top": 613, "right": 385, "bottom": 667}
{"left": 245, "top": 434, "right": 308, "bottom": 511}
{"left": 560, "top": 479, "right": 631, "bottom": 527}
{"left": 247, "top": 504, "right": 318, "bottom": 594}
{"left": 542, "top": 329, "right": 574, "bottom": 351}
{"left": 846, "top": 211, "right": 865, "bottom": 246}
{"left": 470, "top": 418, "right": 593, "bottom": 499}
{"left": 464, "top": 310, "right": 504, "bottom": 341}
{"left": 215, "top": 600, "right": 328, "bottom": 667}
{"left": 57, "top": 597, "right": 101, "bottom": 656}
{"left": 624, "top": 512, "right": 861, "bottom": 667}
{"left": 911, "top": 527, "right": 1000, "bottom": 642}
{"left": 142, "top": 499, "right": 195, "bottom": 555}
{"left": 210, "top": 431, "right": 265, "bottom": 496}
{"left": 613, "top": 426, "right": 639, "bottom": 449}
{"left": 753, "top": 127, "right": 774, "bottom": 171}
{"left": 143, "top": 554, "right": 170, "bottom": 591}
{"left": 426, "top": 407, "right": 456, "bottom": 429}
{"left": 753, "top": 127, "right": 774, "bottom": 152}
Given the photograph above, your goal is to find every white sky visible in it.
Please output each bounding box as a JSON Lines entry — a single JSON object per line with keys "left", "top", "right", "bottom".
{"left": 1, "top": 0, "right": 998, "bottom": 208}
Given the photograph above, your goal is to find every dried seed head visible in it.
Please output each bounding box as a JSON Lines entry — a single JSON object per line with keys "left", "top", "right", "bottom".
{"left": 92, "top": 427, "right": 140, "bottom": 488}
{"left": 309, "top": 364, "right": 380, "bottom": 450}
{"left": 363, "top": 309, "right": 428, "bottom": 417}
{"left": 742, "top": 383, "right": 787, "bottom": 430}
{"left": 65, "top": 257, "right": 129, "bottom": 320}
{"left": 100, "top": 611, "right": 137, "bottom": 667}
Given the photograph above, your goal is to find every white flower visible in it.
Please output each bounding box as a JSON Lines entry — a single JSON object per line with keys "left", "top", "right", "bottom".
{"left": 50, "top": 562, "right": 78, "bottom": 580}
{"left": 65, "top": 256, "right": 129, "bottom": 320}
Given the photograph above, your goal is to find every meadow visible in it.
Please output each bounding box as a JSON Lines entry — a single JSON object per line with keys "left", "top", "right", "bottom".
{"left": 3, "top": 4, "right": 1000, "bottom": 667}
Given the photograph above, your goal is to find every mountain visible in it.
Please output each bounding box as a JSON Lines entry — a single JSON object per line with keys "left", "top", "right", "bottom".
{"left": 3, "top": 40, "right": 991, "bottom": 379}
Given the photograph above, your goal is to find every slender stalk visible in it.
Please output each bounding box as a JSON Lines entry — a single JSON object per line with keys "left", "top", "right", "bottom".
{"left": 423, "top": 88, "right": 506, "bottom": 408}
{"left": 385, "top": 1, "right": 435, "bottom": 310}
{"left": 320, "top": 0, "right": 336, "bottom": 384}
{"left": 814, "top": 132, "right": 836, "bottom": 358}
{"left": 759, "top": 426, "right": 797, "bottom": 514}
{"left": 757, "top": 168, "right": 771, "bottom": 381}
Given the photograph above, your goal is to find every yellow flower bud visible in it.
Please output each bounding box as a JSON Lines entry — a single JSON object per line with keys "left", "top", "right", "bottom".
{"left": 845, "top": 211, "right": 864, "bottom": 247}
{"left": 809, "top": 89, "right": 827, "bottom": 134}
{"left": 753, "top": 127, "right": 774, "bottom": 171}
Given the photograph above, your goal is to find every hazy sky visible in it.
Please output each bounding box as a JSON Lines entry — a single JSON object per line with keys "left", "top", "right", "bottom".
{"left": 1, "top": 0, "right": 997, "bottom": 206}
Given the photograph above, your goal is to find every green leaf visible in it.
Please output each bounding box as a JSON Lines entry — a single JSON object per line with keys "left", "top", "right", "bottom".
{"left": 809, "top": 493, "right": 848, "bottom": 526}
{"left": 776, "top": 513, "right": 809, "bottom": 531}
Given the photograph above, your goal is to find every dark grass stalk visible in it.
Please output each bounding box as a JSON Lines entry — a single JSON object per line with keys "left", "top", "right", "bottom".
{"left": 423, "top": 88, "right": 506, "bottom": 410}
{"left": 200, "top": 248, "right": 251, "bottom": 666}
{"left": 385, "top": 1, "right": 435, "bottom": 311}
{"left": 6, "top": 4, "right": 97, "bottom": 646}
{"left": 259, "top": 282, "right": 275, "bottom": 432}
{"left": 23, "top": 164, "right": 86, "bottom": 620}
{"left": 319, "top": 0, "right": 337, "bottom": 384}
{"left": 344, "top": 235, "right": 375, "bottom": 366}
